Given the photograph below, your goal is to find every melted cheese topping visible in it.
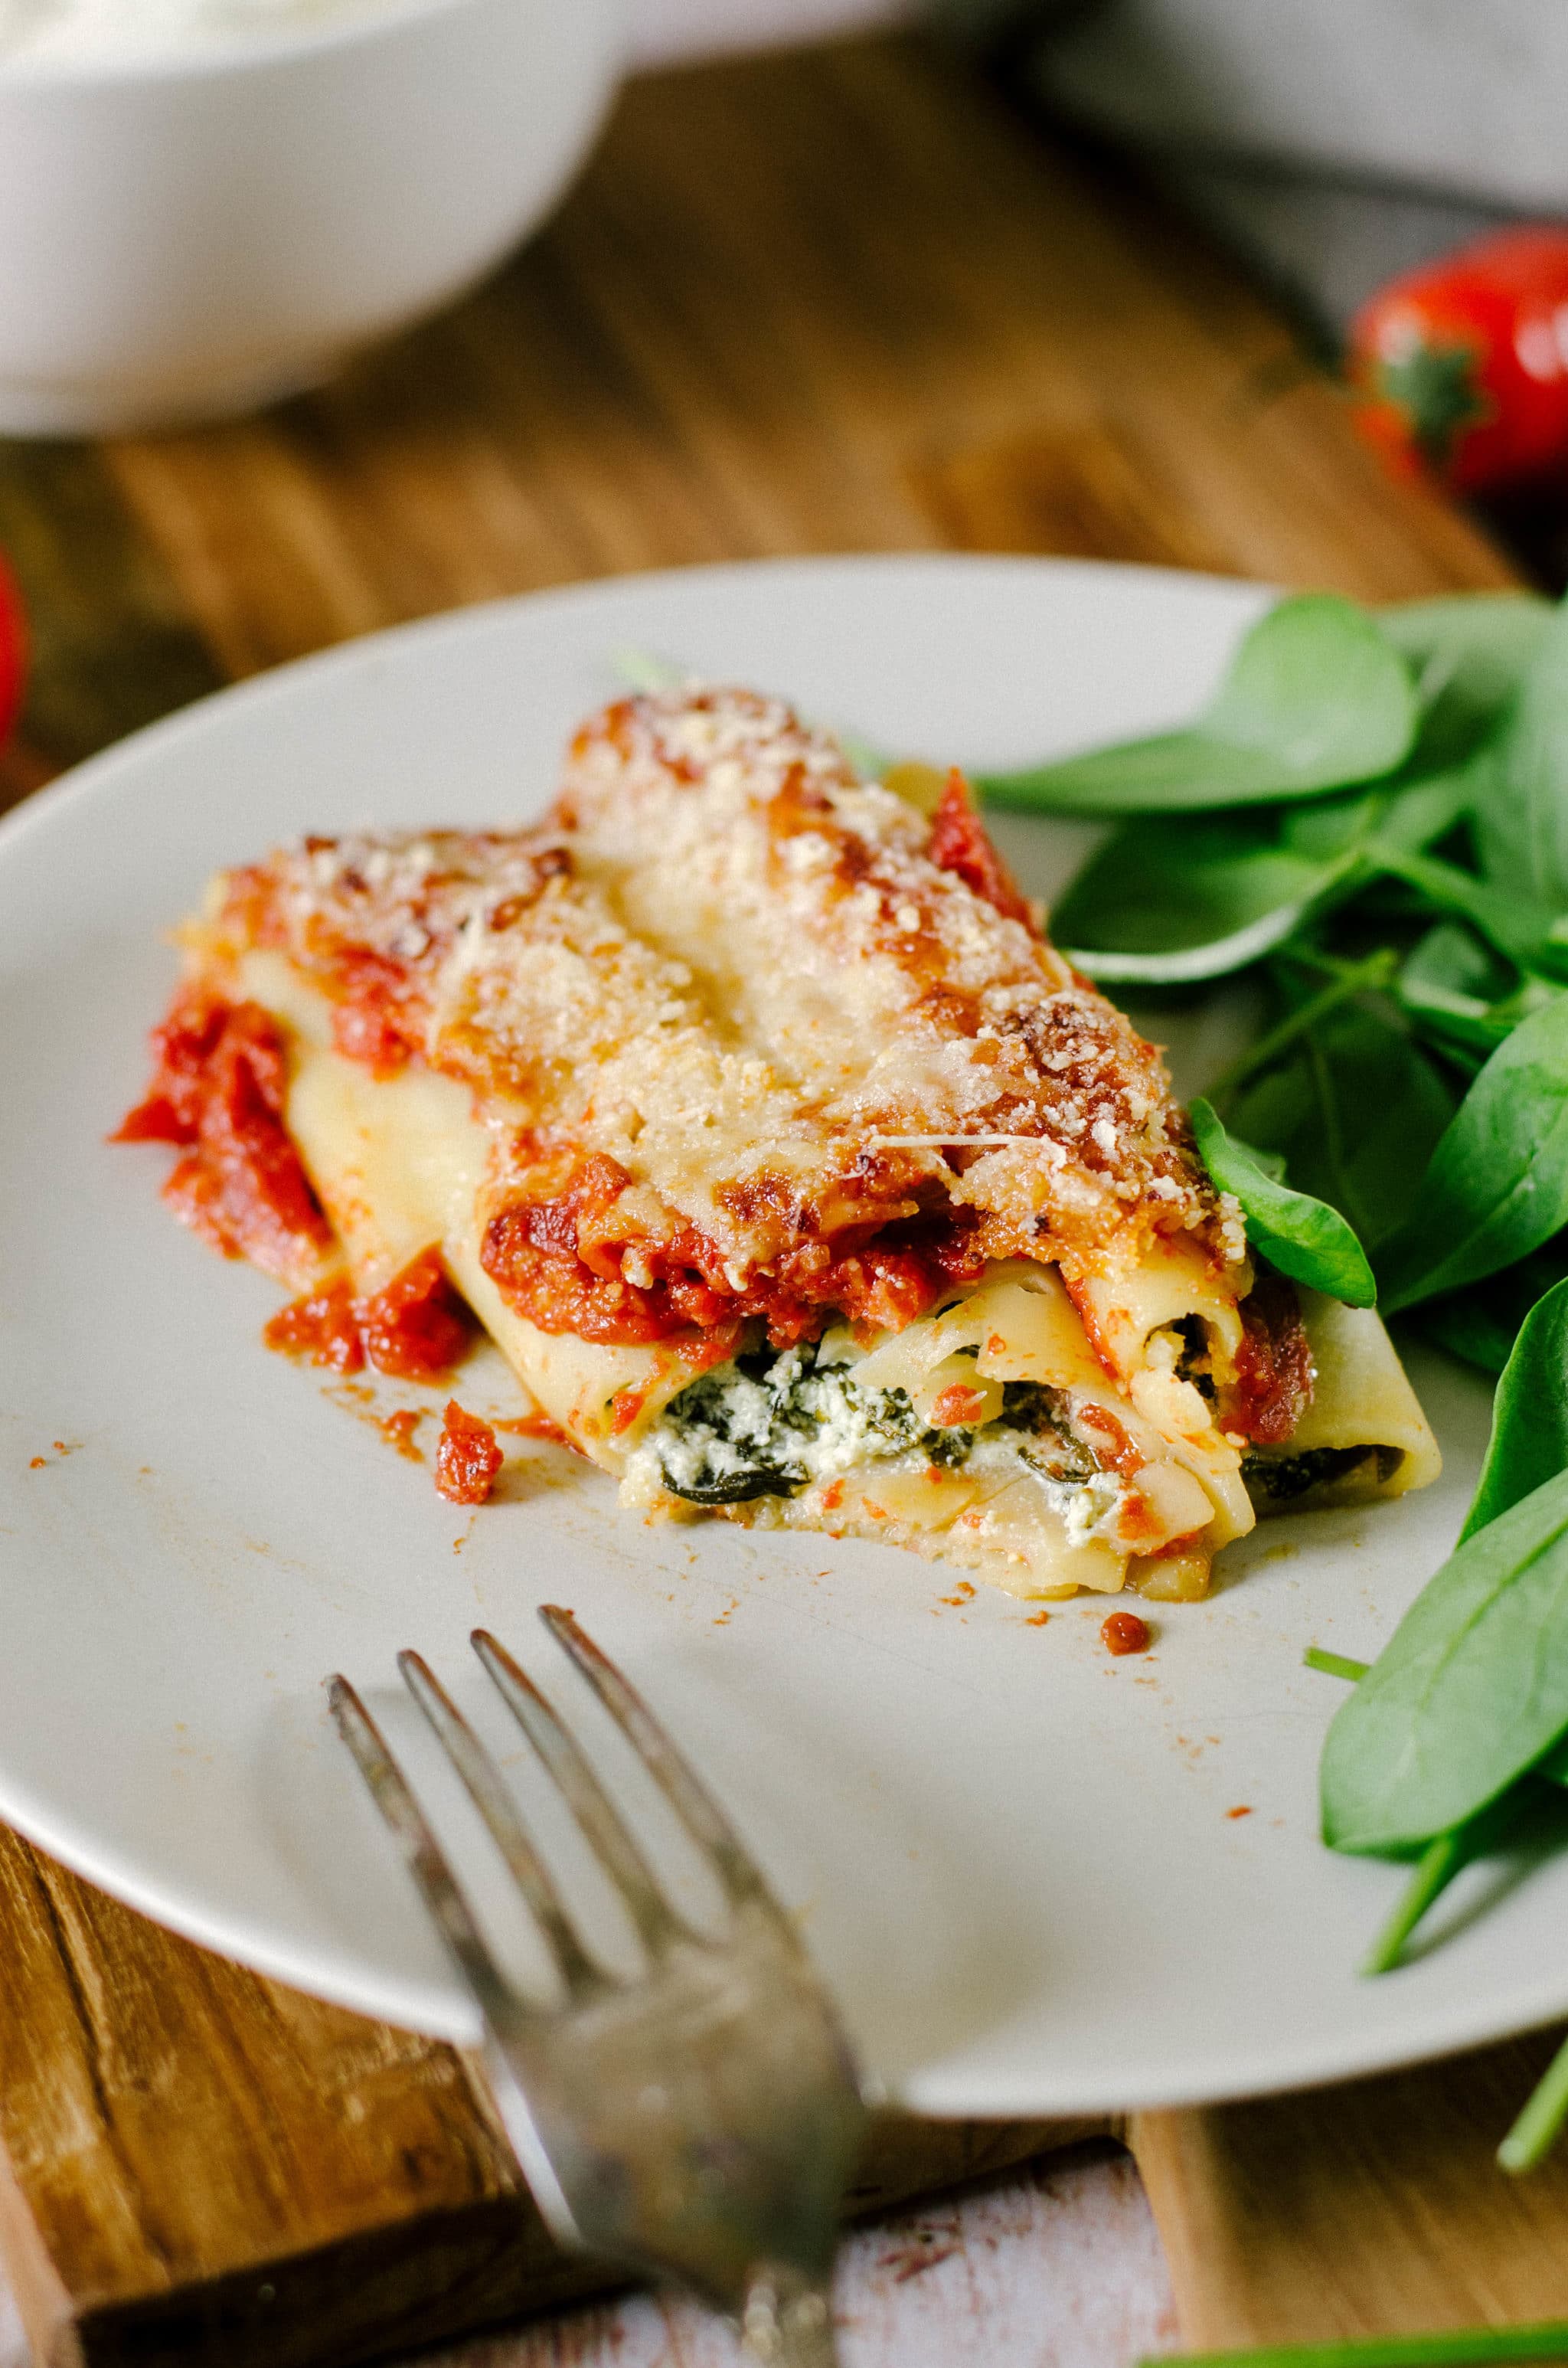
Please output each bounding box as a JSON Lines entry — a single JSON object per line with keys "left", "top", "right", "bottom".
{"left": 204, "top": 687, "right": 1247, "bottom": 1308}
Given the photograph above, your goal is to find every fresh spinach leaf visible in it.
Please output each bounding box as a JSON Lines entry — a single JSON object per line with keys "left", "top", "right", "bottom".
{"left": 1380, "top": 590, "right": 1552, "bottom": 776}
{"left": 1057, "top": 774, "right": 1471, "bottom": 987}
{"left": 1423, "top": 1238, "right": 1568, "bottom": 1375}
{"left": 1227, "top": 997, "right": 1455, "bottom": 1255}
{"left": 1191, "top": 1097, "right": 1376, "bottom": 1304}
{"left": 1500, "top": 2031, "right": 1568, "bottom": 2172}
{"left": 1308, "top": 1626, "right": 1568, "bottom": 1958}
{"left": 1426, "top": 1288, "right": 1534, "bottom": 1375}
{"left": 1396, "top": 921, "right": 1537, "bottom": 1063}
{"left": 979, "top": 594, "right": 1418, "bottom": 816}
{"left": 1368, "top": 840, "right": 1568, "bottom": 983}
{"left": 1052, "top": 806, "right": 1362, "bottom": 983}
{"left": 1305, "top": 1647, "right": 1370, "bottom": 1682}
{"left": 1402, "top": 918, "right": 1513, "bottom": 1004}
{"left": 1235, "top": 1137, "right": 1288, "bottom": 1182}
{"left": 1206, "top": 949, "right": 1399, "bottom": 1110}
{"left": 1462, "top": 1277, "right": 1568, "bottom": 1542}
{"left": 1368, "top": 767, "right": 1481, "bottom": 856}
{"left": 1472, "top": 594, "right": 1568, "bottom": 908}
{"left": 1321, "top": 1467, "right": 1568, "bottom": 1853}
{"left": 1378, "top": 998, "right": 1568, "bottom": 1313}
{"left": 1362, "top": 1790, "right": 1534, "bottom": 1975}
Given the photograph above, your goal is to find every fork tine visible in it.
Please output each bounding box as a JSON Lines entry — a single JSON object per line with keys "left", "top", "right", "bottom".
{"left": 535, "top": 1606, "right": 773, "bottom": 1916}
{"left": 397, "top": 1651, "right": 603, "bottom": 1999}
{"left": 471, "top": 1627, "right": 687, "bottom": 1954}
{"left": 327, "top": 1675, "right": 519, "bottom": 2028}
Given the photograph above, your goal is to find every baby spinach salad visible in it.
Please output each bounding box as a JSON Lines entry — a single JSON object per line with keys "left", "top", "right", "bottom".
{"left": 983, "top": 587, "right": 1568, "bottom": 2169}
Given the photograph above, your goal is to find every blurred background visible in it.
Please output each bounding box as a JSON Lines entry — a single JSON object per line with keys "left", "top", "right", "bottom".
{"left": 700, "top": 0, "right": 1568, "bottom": 582}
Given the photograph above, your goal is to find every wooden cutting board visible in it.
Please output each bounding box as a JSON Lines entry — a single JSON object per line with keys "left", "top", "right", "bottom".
{"left": 2, "top": 31, "right": 1560, "bottom": 2368}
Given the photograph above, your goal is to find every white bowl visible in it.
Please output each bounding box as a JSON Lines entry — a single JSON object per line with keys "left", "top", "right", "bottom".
{"left": 0, "top": 0, "right": 625, "bottom": 435}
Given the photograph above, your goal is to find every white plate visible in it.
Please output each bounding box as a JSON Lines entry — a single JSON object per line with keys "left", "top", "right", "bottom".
{"left": 0, "top": 554, "right": 1546, "bottom": 2118}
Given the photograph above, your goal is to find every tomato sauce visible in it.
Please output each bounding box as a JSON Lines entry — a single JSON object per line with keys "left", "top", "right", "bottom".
{"left": 929, "top": 1382, "right": 986, "bottom": 1428}
{"left": 266, "top": 1247, "right": 472, "bottom": 1382}
{"left": 327, "top": 956, "right": 425, "bottom": 1075}
{"left": 263, "top": 1277, "right": 364, "bottom": 1371}
{"left": 1074, "top": 1402, "right": 1145, "bottom": 1478}
{"left": 376, "top": 1408, "right": 425, "bottom": 1463}
{"left": 357, "top": 1247, "right": 471, "bottom": 1382}
{"left": 436, "top": 1401, "right": 502, "bottom": 1505}
{"left": 116, "top": 989, "right": 333, "bottom": 1284}
{"left": 1230, "top": 1273, "right": 1312, "bottom": 1445}
{"left": 927, "top": 770, "right": 1034, "bottom": 929}
{"left": 493, "top": 1409, "right": 573, "bottom": 1447}
{"left": 481, "top": 1153, "right": 986, "bottom": 1352}
{"left": 1102, "top": 1610, "right": 1151, "bottom": 1656}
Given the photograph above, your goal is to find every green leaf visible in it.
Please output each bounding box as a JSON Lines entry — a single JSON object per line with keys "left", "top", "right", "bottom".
{"left": 1377, "top": 998, "right": 1568, "bottom": 1313}
{"left": 1304, "top": 1647, "right": 1370, "bottom": 1682}
{"left": 978, "top": 594, "right": 1418, "bottom": 816}
{"left": 1401, "top": 919, "right": 1512, "bottom": 1005}
{"left": 1367, "top": 840, "right": 1568, "bottom": 983}
{"left": 1191, "top": 1097, "right": 1376, "bottom": 1304}
{"left": 1499, "top": 2030, "right": 1568, "bottom": 2173}
{"left": 1369, "top": 766, "right": 1482, "bottom": 855}
{"left": 1132, "top": 2321, "right": 1568, "bottom": 2367}
{"left": 1425, "top": 1294, "right": 1528, "bottom": 1376}
{"left": 1423, "top": 1238, "right": 1568, "bottom": 1376}
{"left": 611, "top": 646, "right": 685, "bottom": 693}
{"left": 1321, "top": 1468, "right": 1568, "bottom": 1853}
{"left": 1057, "top": 775, "right": 1469, "bottom": 988}
{"left": 1052, "top": 808, "right": 1360, "bottom": 983}
{"left": 1227, "top": 998, "right": 1456, "bottom": 1255}
{"left": 1472, "top": 595, "right": 1568, "bottom": 908}
{"left": 1396, "top": 921, "right": 1545, "bottom": 1063}
{"left": 1361, "top": 1795, "right": 1529, "bottom": 1976}
{"left": 1461, "top": 1277, "right": 1568, "bottom": 1542}
{"left": 1379, "top": 590, "right": 1552, "bottom": 775}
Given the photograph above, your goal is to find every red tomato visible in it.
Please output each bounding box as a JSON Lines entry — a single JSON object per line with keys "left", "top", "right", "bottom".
{"left": 1348, "top": 227, "right": 1568, "bottom": 495}
{"left": 0, "top": 548, "right": 24, "bottom": 751}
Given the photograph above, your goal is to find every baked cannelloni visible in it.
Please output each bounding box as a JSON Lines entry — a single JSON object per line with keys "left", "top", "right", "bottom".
{"left": 119, "top": 685, "right": 1439, "bottom": 1601}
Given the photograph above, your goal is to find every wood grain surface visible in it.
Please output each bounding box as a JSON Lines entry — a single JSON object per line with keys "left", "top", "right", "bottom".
{"left": 1133, "top": 2028, "right": 1568, "bottom": 2353}
{"left": 0, "top": 1823, "right": 1081, "bottom": 2367}
{"left": 0, "top": 28, "right": 1547, "bottom": 2368}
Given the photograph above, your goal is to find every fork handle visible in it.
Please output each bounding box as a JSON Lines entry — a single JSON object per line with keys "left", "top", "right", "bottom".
{"left": 740, "top": 2264, "right": 839, "bottom": 2366}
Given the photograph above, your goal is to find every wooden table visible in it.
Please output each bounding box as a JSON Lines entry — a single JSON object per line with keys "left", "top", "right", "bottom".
{"left": 5, "top": 31, "right": 1568, "bottom": 2368}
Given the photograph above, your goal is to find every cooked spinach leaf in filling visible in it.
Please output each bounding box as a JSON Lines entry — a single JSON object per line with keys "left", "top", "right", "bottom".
{"left": 643, "top": 1340, "right": 1117, "bottom": 1532}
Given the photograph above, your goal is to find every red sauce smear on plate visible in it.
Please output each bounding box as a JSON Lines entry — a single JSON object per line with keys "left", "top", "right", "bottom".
{"left": 493, "top": 1410, "right": 573, "bottom": 1446}
{"left": 376, "top": 1408, "right": 424, "bottom": 1463}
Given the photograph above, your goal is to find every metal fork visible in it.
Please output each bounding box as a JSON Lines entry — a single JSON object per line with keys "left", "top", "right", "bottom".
{"left": 328, "top": 1605, "right": 866, "bottom": 2365}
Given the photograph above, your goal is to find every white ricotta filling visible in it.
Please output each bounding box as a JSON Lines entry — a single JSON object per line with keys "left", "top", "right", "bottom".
{"left": 632, "top": 1351, "right": 1137, "bottom": 1543}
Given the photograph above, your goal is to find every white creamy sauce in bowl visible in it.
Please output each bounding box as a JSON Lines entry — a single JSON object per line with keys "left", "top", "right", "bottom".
{"left": 0, "top": 0, "right": 400, "bottom": 61}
